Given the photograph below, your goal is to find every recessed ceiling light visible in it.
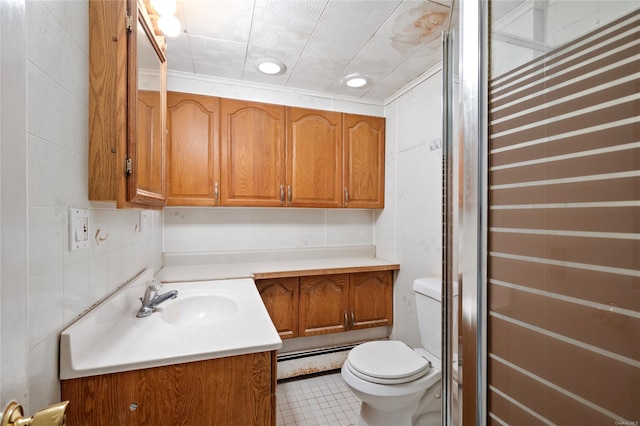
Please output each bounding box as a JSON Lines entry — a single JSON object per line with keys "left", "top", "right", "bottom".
{"left": 344, "top": 74, "right": 371, "bottom": 88}
{"left": 255, "top": 58, "right": 287, "bottom": 75}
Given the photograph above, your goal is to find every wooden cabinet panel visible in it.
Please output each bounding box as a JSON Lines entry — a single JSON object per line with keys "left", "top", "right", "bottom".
{"left": 61, "top": 352, "right": 276, "bottom": 426}
{"left": 299, "top": 274, "right": 349, "bottom": 336}
{"left": 257, "top": 278, "right": 299, "bottom": 339}
{"left": 166, "top": 92, "right": 220, "bottom": 206}
{"left": 136, "top": 90, "right": 164, "bottom": 197}
{"left": 349, "top": 270, "right": 393, "bottom": 330}
{"left": 89, "top": 0, "right": 166, "bottom": 208}
{"left": 286, "top": 108, "right": 342, "bottom": 207}
{"left": 343, "top": 114, "right": 385, "bottom": 208}
{"left": 220, "top": 99, "right": 285, "bottom": 206}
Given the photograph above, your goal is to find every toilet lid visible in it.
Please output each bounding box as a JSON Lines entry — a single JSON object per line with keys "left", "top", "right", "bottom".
{"left": 347, "top": 341, "right": 431, "bottom": 384}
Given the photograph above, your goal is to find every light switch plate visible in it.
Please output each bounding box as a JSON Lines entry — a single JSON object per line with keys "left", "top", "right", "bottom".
{"left": 69, "top": 208, "right": 90, "bottom": 250}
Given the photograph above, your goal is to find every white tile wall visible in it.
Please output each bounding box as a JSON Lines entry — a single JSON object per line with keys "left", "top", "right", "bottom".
{"left": 164, "top": 208, "right": 374, "bottom": 253}
{"left": 379, "top": 71, "right": 443, "bottom": 349}
{"left": 1, "top": 0, "right": 29, "bottom": 413}
{"left": 0, "top": 0, "right": 162, "bottom": 414}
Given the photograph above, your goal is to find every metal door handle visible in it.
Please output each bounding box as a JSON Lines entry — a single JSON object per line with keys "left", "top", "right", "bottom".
{"left": 214, "top": 182, "right": 219, "bottom": 204}
{"left": 343, "top": 310, "right": 349, "bottom": 330}
{"left": 344, "top": 187, "right": 349, "bottom": 206}
{"left": 280, "top": 184, "right": 285, "bottom": 205}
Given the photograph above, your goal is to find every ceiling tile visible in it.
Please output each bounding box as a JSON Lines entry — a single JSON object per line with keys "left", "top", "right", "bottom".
{"left": 168, "top": 0, "right": 449, "bottom": 102}
{"left": 188, "top": 36, "right": 247, "bottom": 68}
{"left": 181, "top": 0, "right": 254, "bottom": 42}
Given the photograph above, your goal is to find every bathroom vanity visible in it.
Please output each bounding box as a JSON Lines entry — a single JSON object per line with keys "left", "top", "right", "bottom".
{"left": 59, "top": 272, "right": 282, "bottom": 425}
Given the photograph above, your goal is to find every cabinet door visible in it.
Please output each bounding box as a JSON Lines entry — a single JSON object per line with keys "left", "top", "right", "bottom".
{"left": 220, "top": 99, "right": 285, "bottom": 206}
{"left": 166, "top": 92, "right": 220, "bottom": 206}
{"left": 343, "top": 114, "right": 385, "bottom": 208}
{"left": 134, "top": 90, "right": 164, "bottom": 199}
{"left": 299, "top": 274, "right": 349, "bottom": 336}
{"left": 62, "top": 353, "right": 275, "bottom": 426}
{"left": 287, "top": 108, "right": 342, "bottom": 207}
{"left": 256, "top": 278, "right": 299, "bottom": 339}
{"left": 349, "top": 271, "right": 393, "bottom": 330}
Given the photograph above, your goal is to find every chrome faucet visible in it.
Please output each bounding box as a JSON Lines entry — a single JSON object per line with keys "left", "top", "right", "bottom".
{"left": 136, "top": 279, "right": 178, "bottom": 318}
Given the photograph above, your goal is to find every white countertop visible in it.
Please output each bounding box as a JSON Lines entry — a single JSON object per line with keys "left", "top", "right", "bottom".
{"left": 157, "top": 246, "right": 399, "bottom": 282}
{"left": 60, "top": 269, "right": 282, "bottom": 380}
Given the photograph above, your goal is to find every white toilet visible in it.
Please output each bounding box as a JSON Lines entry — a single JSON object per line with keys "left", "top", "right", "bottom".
{"left": 341, "top": 277, "right": 443, "bottom": 426}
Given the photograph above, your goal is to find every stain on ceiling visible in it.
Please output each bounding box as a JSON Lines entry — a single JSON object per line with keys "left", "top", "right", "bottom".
{"left": 165, "top": 0, "right": 452, "bottom": 102}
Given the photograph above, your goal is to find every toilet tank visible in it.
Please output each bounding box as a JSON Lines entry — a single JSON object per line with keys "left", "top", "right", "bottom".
{"left": 412, "top": 277, "right": 442, "bottom": 360}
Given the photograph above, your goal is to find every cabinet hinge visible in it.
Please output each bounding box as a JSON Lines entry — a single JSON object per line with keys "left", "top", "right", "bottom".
{"left": 126, "top": 14, "right": 133, "bottom": 32}
{"left": 125, "top": 157, "right": 133, "bottom": 176}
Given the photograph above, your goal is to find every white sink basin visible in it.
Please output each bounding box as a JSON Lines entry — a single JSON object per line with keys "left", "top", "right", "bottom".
{"left": 160, "top": 293, "right": 239, "bottom": 327}
{"left": 59, "top": 269, "right": 282, "bottom": 380}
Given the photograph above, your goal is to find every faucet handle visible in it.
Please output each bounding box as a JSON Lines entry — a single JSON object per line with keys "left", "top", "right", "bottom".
{"left": 146, "top": 279, "right": 161, "bottom": 291}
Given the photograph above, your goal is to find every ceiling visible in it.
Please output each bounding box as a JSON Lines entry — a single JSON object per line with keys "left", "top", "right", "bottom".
{"left": 164, "top": 0, "right": 452, "bottom": 102}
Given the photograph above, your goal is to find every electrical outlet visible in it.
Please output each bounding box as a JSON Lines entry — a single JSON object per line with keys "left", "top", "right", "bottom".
{"left": 69, "top": 208, "right": 90, "bottom": 250}
{"left": 138, "top": 210, "right": 151, "bottom": 231}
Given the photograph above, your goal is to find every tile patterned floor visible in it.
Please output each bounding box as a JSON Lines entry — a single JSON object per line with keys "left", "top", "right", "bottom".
{"left": 276, "top": 372, "right": 361, "bottom": 426}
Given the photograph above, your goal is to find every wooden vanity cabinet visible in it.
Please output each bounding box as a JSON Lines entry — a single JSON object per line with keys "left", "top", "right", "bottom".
{"left": 166, "top": 92, "right": 220, "bottom": 206}
{"left": 349, "top": 270, "right": 394, "bottom": 330}
{"left": 88, "top": 0, "right": 167, "bottom": 208}
{"left": 257, "top": 269, "right": 395, "bottom": 339}
{"left": 299, "top": 274, "right": 350, "bottom": 336}
{"left": 286, "top": 107, "right": 343, "bottom": 208}
{"left": 220, "top": 99, "right": 286, "bottom": 207}
{"left": 61, "top": 351, "right": 277, "bottom": 426}
{"left": 343, "top": 114, "right": 385, "bottom": 208}
{"left": 256, "top": 278, "right": 299, "bottom": 339}
{"left": 300, "top": 271, "right": 393, "bottom": 336}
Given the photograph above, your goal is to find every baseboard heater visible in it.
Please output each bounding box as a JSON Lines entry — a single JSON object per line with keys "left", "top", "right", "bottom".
{"left": 276, "top": 344, "right": 359, "bottom": 381}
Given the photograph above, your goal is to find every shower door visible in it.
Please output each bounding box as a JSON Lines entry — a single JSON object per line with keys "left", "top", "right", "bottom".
{"left": 487, "top": 2, "right": 640, "bottom": 424}
{"left": 449, "top": 1, "right": 640, "bottom": 425}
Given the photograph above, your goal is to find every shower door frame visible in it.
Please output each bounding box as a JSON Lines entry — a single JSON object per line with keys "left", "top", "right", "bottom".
{"left": 443, "top": 0, "right": 489, "bottom": 425}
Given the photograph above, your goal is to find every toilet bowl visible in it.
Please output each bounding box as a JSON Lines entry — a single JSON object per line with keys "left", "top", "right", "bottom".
{"left": 341, "top": 277, "right": 445, "bottom": 426}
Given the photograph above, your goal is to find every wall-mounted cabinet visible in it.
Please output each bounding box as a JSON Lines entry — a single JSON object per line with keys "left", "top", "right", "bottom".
{"left": 164, "top": 93, "right": 385, "bottom": 209}
{"left": 220, "top": 99, "right": 286, "bottom": 207}
{"left": 89, "top": 0, "right": 166, "bottom": 208}
{"left": 166, "top": 92, "right": 220, "bottom": 206}
{"left": 287, "top": 108, "right": 343, "bottom": 208}
{"left": 343, "top": 114, "right": 385, "bottom": 209}
{"left": 256, "top": 270, "right": 394, "bottom": 340}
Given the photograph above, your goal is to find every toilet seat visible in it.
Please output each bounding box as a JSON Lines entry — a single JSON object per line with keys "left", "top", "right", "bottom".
{"left": 346, "top": 341, "right": 431, "bottom": 385}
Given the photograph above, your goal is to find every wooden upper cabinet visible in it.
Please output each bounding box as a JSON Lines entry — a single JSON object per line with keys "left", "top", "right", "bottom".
{"left": 136, "top": 91, "right": 164, "bottom": 197}
{"left": 256, "top": 278, "right": 299, "bottom": 339}
{"left": 286, "top": 108, "right": 342, "bottom": 208}
{"left": 166, "top": 92, "right": 220, "bottom": 206}
{"left": 343, "top": 114, "right": 385, "bottom": 208}
{"left": 299, "top": 274, "right": 349, "bottom": 336}
{"left": 89, "top": 0, "right": 167, "bottom": 208}
{"left": 220, "top": 99, "right": 286, "bottom": 207}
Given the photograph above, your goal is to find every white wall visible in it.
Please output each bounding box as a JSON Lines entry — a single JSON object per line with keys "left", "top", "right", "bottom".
{"left": 0, "top": 0, "right": 163, "bottom": 414}
{"left": 165, "top": 208, "right": 374, "bottom": 253}
{"left": 379, "top": 70, "right": 443, "bottom": 348}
